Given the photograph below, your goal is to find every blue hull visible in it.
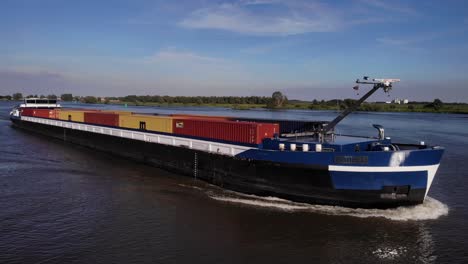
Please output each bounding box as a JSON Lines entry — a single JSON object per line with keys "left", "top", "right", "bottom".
{"left": 235, "top": 145, "right": 443, "bottom": 207}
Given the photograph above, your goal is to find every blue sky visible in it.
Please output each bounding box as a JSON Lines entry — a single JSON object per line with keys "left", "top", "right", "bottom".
{"left": 1, "top": 0, "right": 467, "bottom": 101}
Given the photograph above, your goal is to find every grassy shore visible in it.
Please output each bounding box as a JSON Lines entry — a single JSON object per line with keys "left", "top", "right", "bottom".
{"left": 110, "top": 101, "right": 468, "bottom": 114}
{"left": 112, "top": 101, "right": 266, "bottom": 110}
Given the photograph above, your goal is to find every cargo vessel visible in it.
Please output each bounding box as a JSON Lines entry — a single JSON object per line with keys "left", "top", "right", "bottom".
{"left": 9, "top": 78, "right": 444, "bottom": 208}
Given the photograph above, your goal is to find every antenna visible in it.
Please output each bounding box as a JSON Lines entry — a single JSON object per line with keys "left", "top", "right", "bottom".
{"left": 355, "top": 78, "right": 400, "bottom": 93}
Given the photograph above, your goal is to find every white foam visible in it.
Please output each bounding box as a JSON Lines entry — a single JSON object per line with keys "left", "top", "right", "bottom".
{"left": 208, "top": 192, "right": 449, "bottom": 221}
{"left": 372, "top": 247, "right": 408, "bottom": 260}
{"left": 177, "top": 183, "right": 203, "bottom": 191}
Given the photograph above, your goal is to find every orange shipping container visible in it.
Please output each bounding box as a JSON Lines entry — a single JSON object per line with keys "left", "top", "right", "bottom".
{"left": 58, "top": 110, "right": 85, "bottom": 122}
{"left": 101, "top": 110, "right": 133, "bottom": 115}
{"left": 119, "top": 114, "right": 173, "bottom": 133}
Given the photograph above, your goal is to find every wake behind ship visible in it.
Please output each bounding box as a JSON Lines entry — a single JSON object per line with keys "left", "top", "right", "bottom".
{"left": 9, "top": 78, "right": 444, "bottom": 208}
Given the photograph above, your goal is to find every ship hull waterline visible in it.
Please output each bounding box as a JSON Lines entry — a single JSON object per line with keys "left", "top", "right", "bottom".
{"left": 11, "top": 118, "right": 431, "bottom": 209}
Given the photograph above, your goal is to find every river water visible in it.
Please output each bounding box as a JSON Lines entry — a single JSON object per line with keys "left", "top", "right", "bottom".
{"left": 0, "top": 101, "right": 466, "bottom": 263}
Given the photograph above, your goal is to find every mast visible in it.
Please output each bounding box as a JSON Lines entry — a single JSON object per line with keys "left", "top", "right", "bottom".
{"left": 322, "top": 77, "right": 400, "bottom": 134}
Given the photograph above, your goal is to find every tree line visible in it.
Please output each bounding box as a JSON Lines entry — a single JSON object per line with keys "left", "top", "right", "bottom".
{"left": 116, "top": 95, "right": 273, "bottom": 105}
{"left": 0, "top": 93, "right": 78, "bottom": 101}
{"left": 113, "top": 91, "right": 289, "bottom": 108}
{"left": 0, "top": 91, "right": 290, "bottom": 108}
{"left": 0, "top": 92, "right": 451, "bottom": 111}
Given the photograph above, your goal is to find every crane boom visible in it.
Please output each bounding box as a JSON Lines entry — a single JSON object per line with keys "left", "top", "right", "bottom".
{"left": 321, "top": 77, "right": 400, "bottom": 134}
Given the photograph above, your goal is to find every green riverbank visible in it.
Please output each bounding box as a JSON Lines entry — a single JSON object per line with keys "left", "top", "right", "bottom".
{"left": 110, "top": 101, "right": 468, "bottom": 114}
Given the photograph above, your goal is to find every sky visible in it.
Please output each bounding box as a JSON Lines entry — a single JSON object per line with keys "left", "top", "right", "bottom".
{"left": 1, "top": 0, "right": 467, "bottom": 102}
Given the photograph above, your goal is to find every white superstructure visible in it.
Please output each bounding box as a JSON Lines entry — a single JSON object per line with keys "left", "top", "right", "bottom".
{"left": 19, "top": 98, "right": 61, "bottom": 108}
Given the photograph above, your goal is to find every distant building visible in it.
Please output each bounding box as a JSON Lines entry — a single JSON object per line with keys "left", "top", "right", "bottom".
{"left": 385, "top": 101, "right": 391, "bottom": 104}
{"left": 392, "top": 98, "right": 401, "bottom": 104}
{"left": 403, "top": 99, "right": 409, "bottom": 104}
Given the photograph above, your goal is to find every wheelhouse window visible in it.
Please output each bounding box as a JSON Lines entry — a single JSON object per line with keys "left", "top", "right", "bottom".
{"left": 25, "top": 99, "right": 57, "bottom": 104}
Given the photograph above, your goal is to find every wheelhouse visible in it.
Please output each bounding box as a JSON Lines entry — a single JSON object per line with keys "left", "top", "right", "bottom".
{"left": 19, "top": 98, "right": 61, "bottom": 108}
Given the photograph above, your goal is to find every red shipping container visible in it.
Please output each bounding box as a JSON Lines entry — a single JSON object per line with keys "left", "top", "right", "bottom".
{"left": 21, "top": 108, "right": 34, "bottom": 117}
{"left": 171, "top": 114, "right": 230, "bottom": 121}
{"left": 67, "top": 108, "right": 101, "bottom": 112}
{"left": 84, "top": 112, "right": 119, "bottom": 127}
{"left": 172, "top": 119, "right": 279, "bottom": 144}
{"left": 21, "top": 108, "right": 59, "bottom": 119}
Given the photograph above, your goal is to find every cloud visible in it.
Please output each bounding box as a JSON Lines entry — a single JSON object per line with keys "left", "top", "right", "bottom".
{"left": 178, "top": 0, "right": 419, "bottom": 36}
{"left": 0, "top": 68, "right": 138, "bottom": 96}
{"left": 359, "top": 0, "right": 418, "bottom": 15}
{"left": 376, "top": 37, "right": 416, "bottom": 46}
{"left": 0, "top": 69, "right": 64, "bottom": 81}
{"left": 140, "top": 48, "right": 262, "bottom": 92}
{"left": 137, "top": 48, "right": 323, "bottom": 96}
{"left": 146, "top": 49, "right": 223, "bottom": 64}
{"left": 142, "top": 48, "right": 240, "bottom": 81}
{"left": 376, "top": 27, "right": 466, "bottom": 47}
{"left": 0, "top": 69, "right": 76, "bottom": 95}
{"left": 240, "top": 42, "right": 285, "bottom": 54}
{"left": 0, "top": 51, "right": 282, "bottom": 97}
{"left": 179, "top": 1, "right": 342, "bottom": 36}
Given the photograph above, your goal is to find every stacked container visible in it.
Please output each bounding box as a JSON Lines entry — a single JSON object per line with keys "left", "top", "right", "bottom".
{"left": 21, "top": 108, "right": 59, "bottom": 119}
{"left": 102, "top": 110, "right": 133, "bottom": 115}
{"left": 58, "top": 110, "right": 86, "bottom": 122}
{"left": 171, "top": 114, "right": 230, "bottom": 121}
{"left": 234, "top": 118, "right": 327, "bottom": 134}
{"left": 172, "top": 119, "right": 279, "bottom": 145}
{"left": 119, "top": 114, "right": 173, "bottom": 133}
{"left": 84, "top": 112, "right": 119, "bottom": 127}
